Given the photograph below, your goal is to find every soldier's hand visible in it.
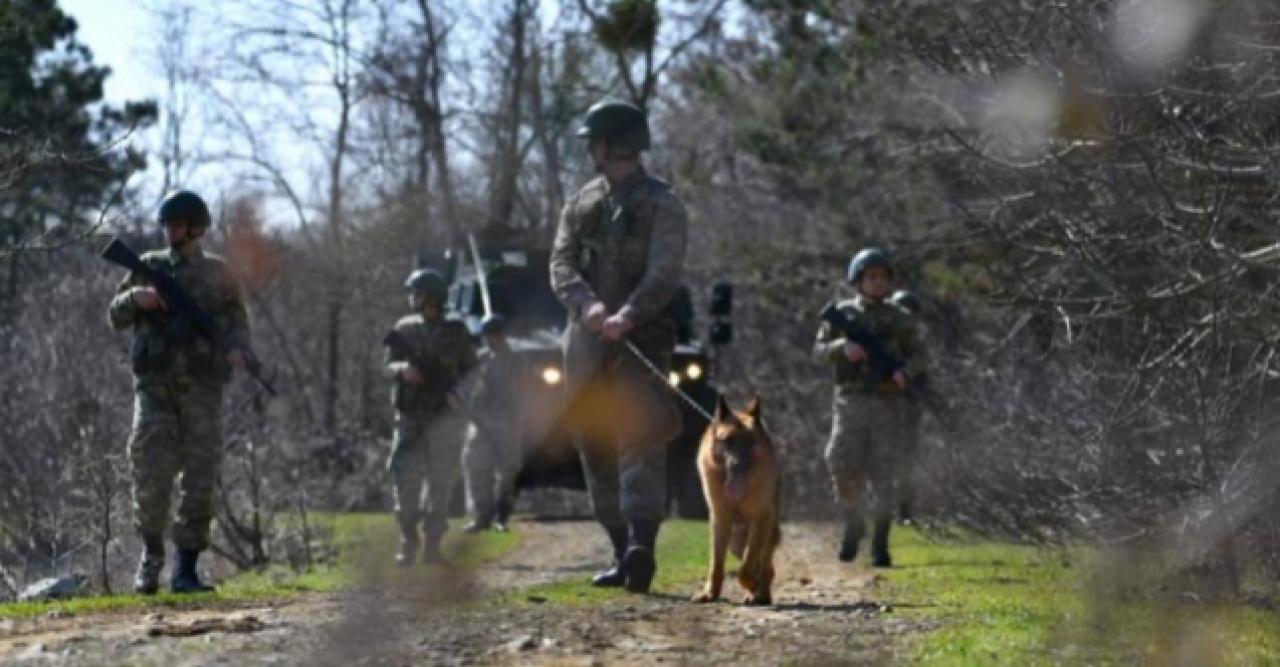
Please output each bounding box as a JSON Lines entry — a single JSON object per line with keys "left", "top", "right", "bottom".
{"left": 893, "top": 370, "right": 908, "bottom": 390}
{"left": 843, "top": 342, "right": 867, "bottom": 363}
{"left": 402, "top": 364, "right": 425, "bottom": 386}
{"left": 130, "top": 287, "right": 167, "bottom": 312}
{"left": 226, "top": 350, "right": 247, "bottom": 371}
{"left": 602, "top": 313, "right": 634, "bottom": 341}
{"left": 582, "top": 301, "right": 608, "bottom": 332}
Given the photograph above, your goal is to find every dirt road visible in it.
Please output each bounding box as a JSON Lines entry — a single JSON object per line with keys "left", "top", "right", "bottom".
{"left": 0, "top": 521, "right": 929, "bottom": 665}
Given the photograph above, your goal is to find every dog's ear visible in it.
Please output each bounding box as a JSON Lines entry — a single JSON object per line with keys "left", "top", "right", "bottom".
{"left": 745, "top": 394, "right": 762, "bottom": 421}
{"left": 714, "top": 395, "right": 732, "bottom": 423}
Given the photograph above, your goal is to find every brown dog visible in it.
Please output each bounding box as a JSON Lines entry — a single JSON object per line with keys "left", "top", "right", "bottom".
{"left": 692, "top": 395, "right": 782, "bottom": 605}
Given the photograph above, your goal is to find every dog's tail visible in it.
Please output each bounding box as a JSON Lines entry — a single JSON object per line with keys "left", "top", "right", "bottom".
{"left": 729, "top": 523, "right": 748, "bottom": 560}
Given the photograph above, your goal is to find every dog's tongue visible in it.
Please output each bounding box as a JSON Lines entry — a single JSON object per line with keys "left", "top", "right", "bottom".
{"left": 725, "top": 477, "right": 747, "bottom": 502}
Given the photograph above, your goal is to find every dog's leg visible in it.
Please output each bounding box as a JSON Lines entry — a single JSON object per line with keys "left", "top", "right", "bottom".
{"left": 693, "top": 509, "right": 731, "bottom": 603}
{"left": 738, "top": 511, "right": 776, "bottom": 606}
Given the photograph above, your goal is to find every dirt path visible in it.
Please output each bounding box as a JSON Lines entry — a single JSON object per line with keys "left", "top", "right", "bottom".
{"left": 0, "top": 521, "right": 930, "bottom": 665}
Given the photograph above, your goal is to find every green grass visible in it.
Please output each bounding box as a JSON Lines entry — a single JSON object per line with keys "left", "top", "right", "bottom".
{"left": 0, "top": 513, "right": 519, "bottom": 620}
{"left": 884, "top": 528, "right": 1280, "bottom": 666}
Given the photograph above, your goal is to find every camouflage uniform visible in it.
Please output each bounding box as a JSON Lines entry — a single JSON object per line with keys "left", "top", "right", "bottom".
{"left": 385, "top": 313, "right": 476, "bottom": 552}
{"left": 550, "top": 168, "right": 687, "bottom": 533}
{"left": 108, "top": 245, "right": 248, "bottom": 553}
{"left": 813, "top": 295, "right": 925, "bottom": 528}
{"left": 462, "top": 345, "right": 526, "bottom": 525}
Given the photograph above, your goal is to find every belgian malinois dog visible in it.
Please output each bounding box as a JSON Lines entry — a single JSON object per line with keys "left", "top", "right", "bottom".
{"left": 692, "top": 395, "right": 782, "bottom": 605}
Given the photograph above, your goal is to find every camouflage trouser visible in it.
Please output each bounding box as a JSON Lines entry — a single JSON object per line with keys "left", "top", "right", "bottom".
{"left": 127, "top": 380, "right": 225, "bottom": 551}
{"left": 824, "top": 390, "right": 906, "bottom": 524}
{"left": 388, "top": 412, "right": 466, "bottom": 541}
{"left": 462, "top": 420, "right": 522, "bottom": 520}
{"left": 570, "top": 352, "right": 682, "bottom": 529}
{"left": 896, "top": 401, "right": 924, "bottom": 507}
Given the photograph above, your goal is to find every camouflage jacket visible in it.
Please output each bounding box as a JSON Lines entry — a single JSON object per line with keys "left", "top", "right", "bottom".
{"left": 549, "top": 168, "right": 688, "bottom": 337}
{"left": 385, "top": 313, "right": 477, "bottom": 415}
{"left": 108, "top": 244, "right": 250, "bottom": 385}
{"left": 813, "top": 294, "right": 926, "bottom": 394}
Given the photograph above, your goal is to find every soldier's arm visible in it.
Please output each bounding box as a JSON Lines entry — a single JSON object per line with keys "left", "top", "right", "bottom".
{"left": 384, "top": 327, "right": 410, "bottom": 380}
{"left": 108, "top": 271, "right": 143, "bottom": 331}
{"left": 549, "top": 196, "right": 601, "bottom": 318}
{"left": 812, "top": 320, "right": 848, "bottom": 365}
{"left": 617, "top": 191, "right": 688, "bottom": 325}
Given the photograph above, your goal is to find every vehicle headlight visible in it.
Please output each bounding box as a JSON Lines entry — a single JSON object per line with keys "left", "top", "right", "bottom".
{"left": 669, "top": 372, "right": 681, "bottom": 387}
{"left": 685, "top": 363, "right": 703, "bottom": 381}
{"left": 542, "top": 366, "right": 562, "bottom": 386}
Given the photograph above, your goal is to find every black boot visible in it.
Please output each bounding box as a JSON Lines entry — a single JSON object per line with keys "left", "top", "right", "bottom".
{"left": 898, "top": 502, "right": 914, "bottom": 526}
{"left": 590, "top": 524, "right": 629, "bottom": 588}
{"left": 494, "top": 495, "right": 515, "bottom": 532}
{"left": 133, "top": 536, "right": 164, "bottom": 595}
{"left": 871, "top": 519, "right": 893, "bottom": 568}
{"left": 462, "top": 511, "right": 493, "bottom": 534}
{"left": 170, "top": 549, "right": 216, "bottom": 594}
{"left": 623, "top": 520, "right": 659, "bottom": 594}
{"left": 396, "top": 516, "right": 420, "bottom": 567}
{"left": 422, "top": 514, "right": 447, "bottom": 565}
{"left": 838, "top": 518, "right": 863, "bottom": 563}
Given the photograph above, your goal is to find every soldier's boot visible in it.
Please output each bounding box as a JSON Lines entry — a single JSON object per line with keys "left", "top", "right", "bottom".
{"left": 871, "top": 519, "right": 893, "bottom": 568}
{"left": 422, "top": 515, "right": 447, "bottom": 565}
{"left": 170, "top": 549, "right": 216, "bottom": 594}
{"left": 395, "top": 515, "right": 420, "bottom": 567}
{"left": 493, "top": 496, "right": 515, "bottom": 533}
{"left": 132, "top": 537, "right": 164, "bottom": 595}
{"left": 897, "top": 502, "right": 914, "bottom": 526}
{"left": 462, "top": 509, "right": 493, "bottom": 534}
{"left": 622, "top": 520, "right": 659, "bottom": 594}
{"left": 590, "top": 524, "right": 629, "bottom": 588}
{"left": 838, "top": 518, "right": 864, "bottom": 563}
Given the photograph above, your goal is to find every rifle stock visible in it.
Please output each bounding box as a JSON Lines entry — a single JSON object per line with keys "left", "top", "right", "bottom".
{"left": 101, "top": 237, "right": 276, "bottom": 396}
{"left": 819, "top": 302, "right": 952, "bottom": 428}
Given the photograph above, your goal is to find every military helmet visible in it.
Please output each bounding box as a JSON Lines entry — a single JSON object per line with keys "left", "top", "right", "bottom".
{"left": 890, "top": 289, "right": 922, "bottom": 315}
{"left": 847, "top": 247, "right": 893, "bottom": 285}
{"left": 158, "top": 190, "right": 211, "bottom": 228}
{"left": 576, "top": 100, "right": 650, "bottom": 153}
{"left": 404, "top": 269, "right": 448, "bottom": 303}
{"left": 480, "top": 313, "right": 508, "bottom": 336}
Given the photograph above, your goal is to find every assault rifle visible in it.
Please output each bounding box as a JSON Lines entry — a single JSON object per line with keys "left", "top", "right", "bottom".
{"left": 382, "top": 329, "right": 506, "bottom": 445}
{"left": 101, "top": 237, "right": 276, "bottom": 396}
{"left": 818, "top": 302, "right": 951, "bottom": 427}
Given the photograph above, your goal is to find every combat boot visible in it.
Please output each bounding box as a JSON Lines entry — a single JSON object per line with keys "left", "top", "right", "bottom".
{"left": 590, "top": 524, "right": 629, "bottom": 588}
{"left": 897, "top": 502, "right": 914, "bottom": 526}
{"left": 622, "top": 520, "right": 659, "bottom": 594}
{"left": 170, "top": 549, "right": 216, "bottom": 594}
{"left": 493, "top": 496, "right": 515, "bottom": 533}
{"left": 132, "top": 536, "right": 164, "bottom": 595}
{"left": 871, "top": 519, "right": 893, "bottom": 568}
{"left": 838, "top": 518, "right": 863, "bottom": 563}
{"left": 462, "top": 510, "right": 493, "bottom": 534}
{"left": 421, "top": 536, "right": 446, "bottom": 565}
{"left": 394, "top": 514, "right": 419, "bottom": 565}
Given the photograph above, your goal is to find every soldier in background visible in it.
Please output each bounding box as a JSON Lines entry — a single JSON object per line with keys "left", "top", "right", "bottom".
{"left": 889, "top": 289, "right": 925, "bottom": 525}
{"left": 107, "top": 190, "right": 250, "bottom": 594}
{"left": 385, "top": 269, "right": 476, "bottom": 565}
{"left": 462, "top": 314, "right": 526, "bottom": 533}
{"left": 550, "top": 100, "right": 687, "bottom": 594}
{"left": 813, "top": 248, "right": 925, "bottom": 567}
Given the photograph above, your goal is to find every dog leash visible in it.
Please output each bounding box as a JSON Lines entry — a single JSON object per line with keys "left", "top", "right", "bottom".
{"left": 623, "top": 339, "right": 715, "bottom": 423}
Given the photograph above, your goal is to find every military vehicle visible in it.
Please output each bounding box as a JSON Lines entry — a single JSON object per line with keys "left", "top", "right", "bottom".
{"left": 442, "top": 226, "right": 731, "bottom": 518}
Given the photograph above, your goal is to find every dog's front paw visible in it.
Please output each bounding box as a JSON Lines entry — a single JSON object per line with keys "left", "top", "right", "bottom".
{"left": 692, "top": 588, "right": 719, "bottom": 603}
{"left": 742, "top": 592, "right": 772, "bottom": 606}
